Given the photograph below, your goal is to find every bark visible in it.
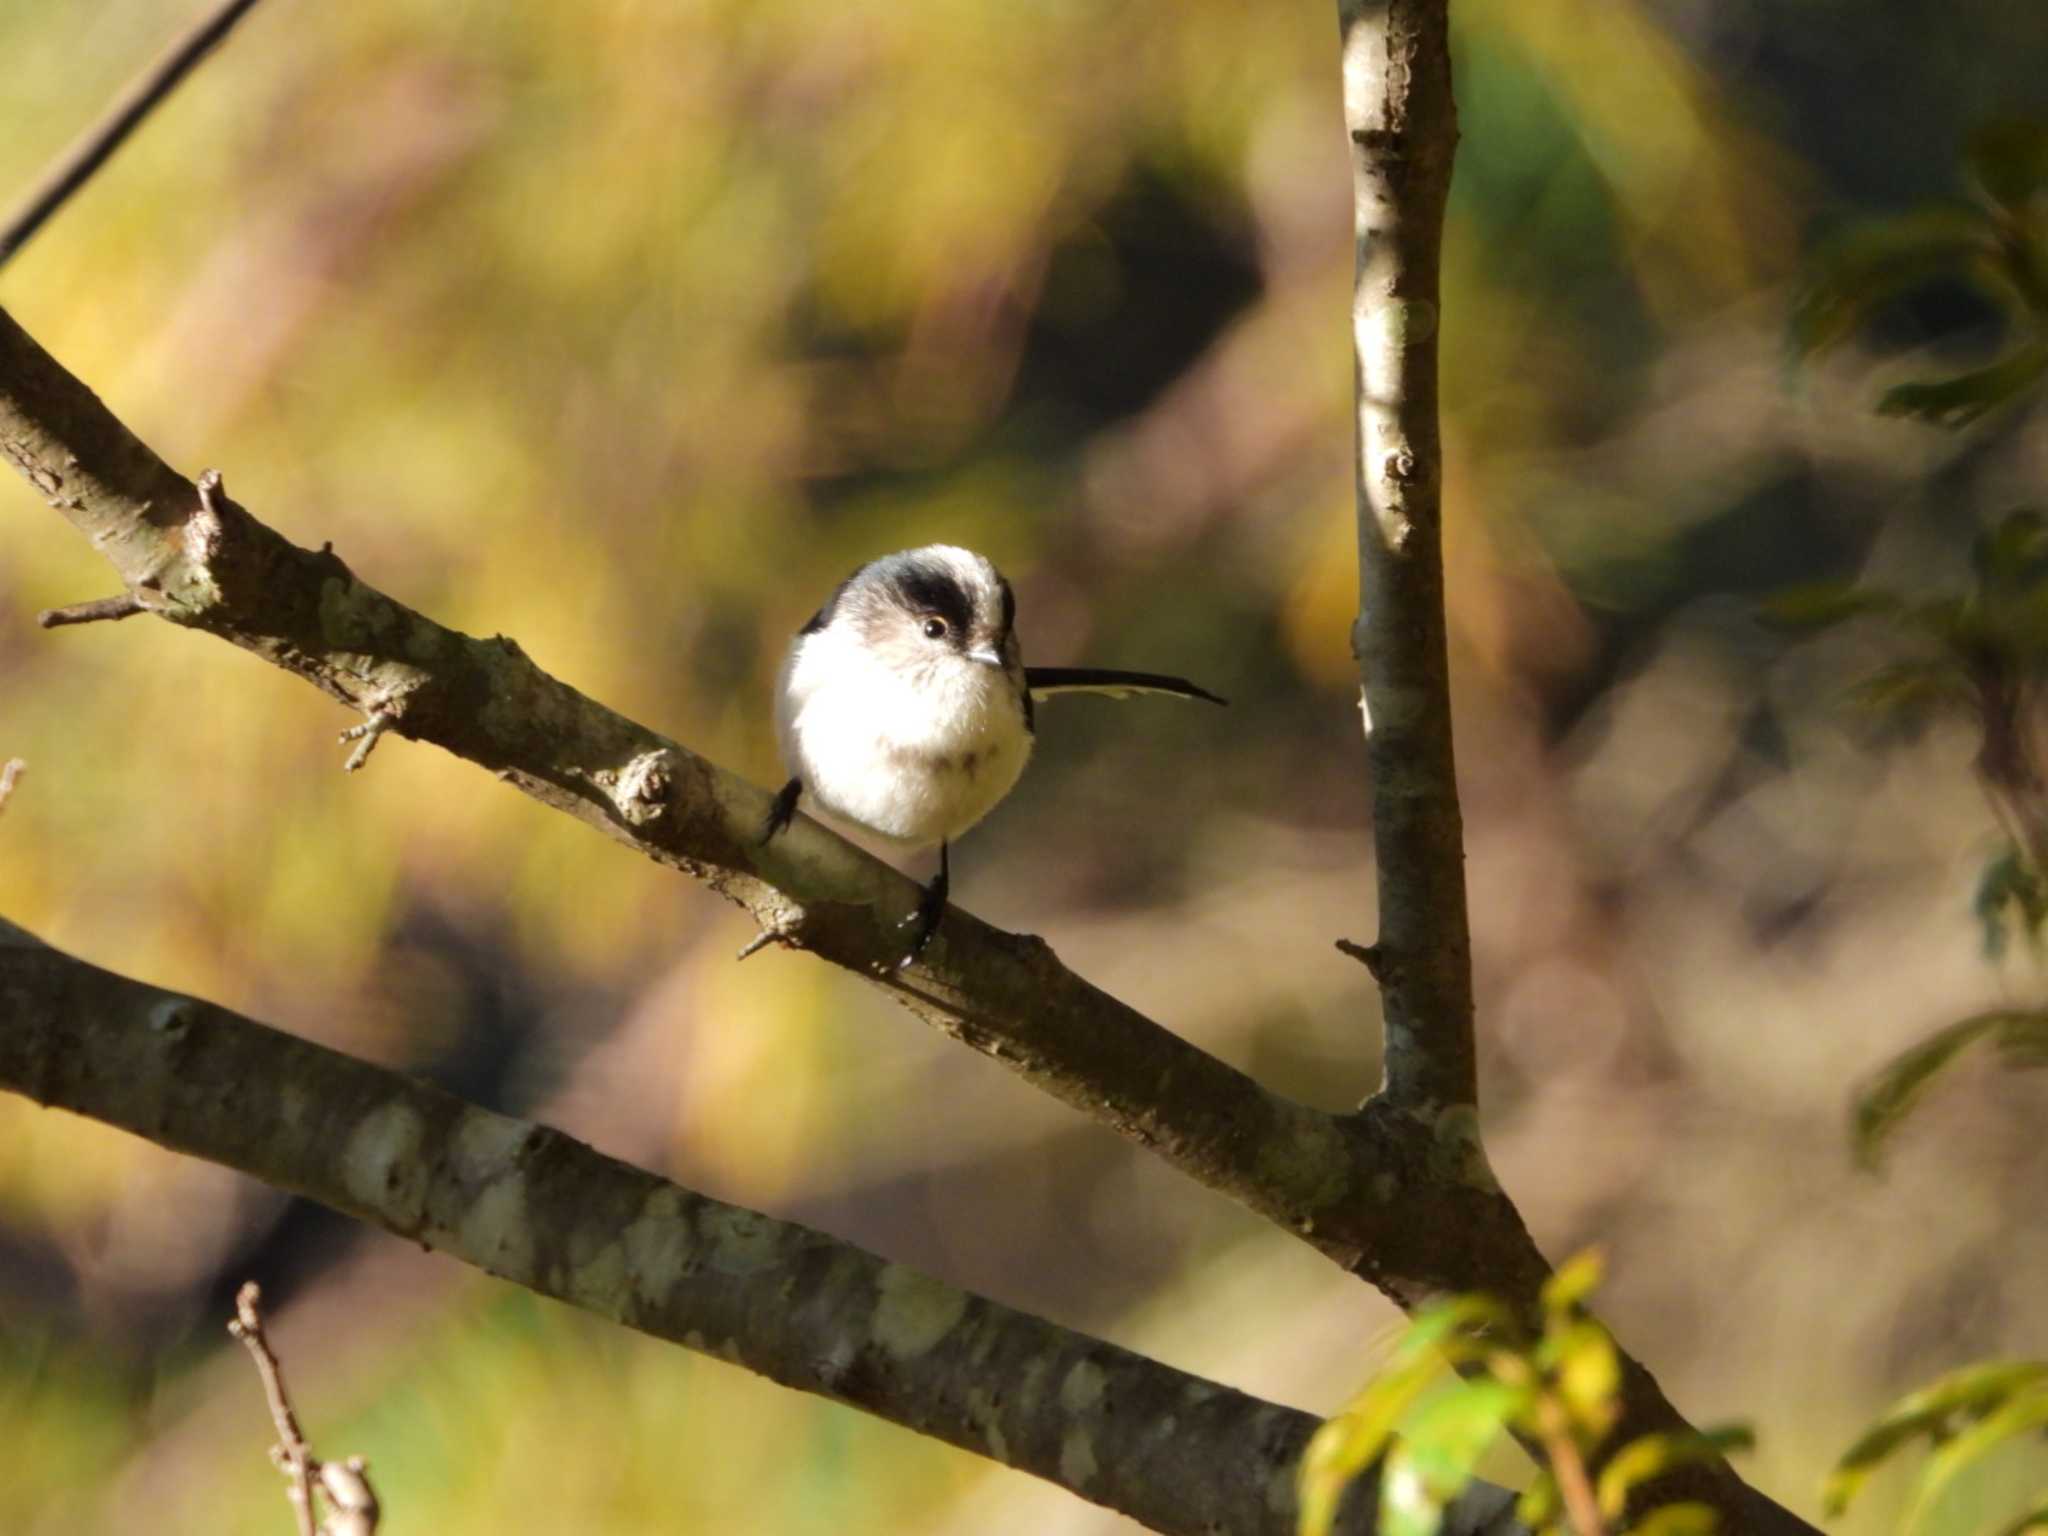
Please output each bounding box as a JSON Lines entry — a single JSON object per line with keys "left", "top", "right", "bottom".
{"left": 1332, "top": 9, "right": 1820, "bottom": 1535}
{"left": 1339, "top": 0, "right": 1474, "bottom": 1116}
{"left": 0, "top": 916, "right": 1524, "bottom": 1536}
{"left": 0, "top": 289, "right": 1822, "bottom": 1534}
{"left": 0, "top": 299, "right": 1473, "bottom": 1283}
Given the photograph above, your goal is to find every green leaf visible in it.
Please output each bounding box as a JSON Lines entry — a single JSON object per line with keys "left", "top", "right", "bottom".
{"left": 1517, "top": 1470, "right": 1562, "bottom": 1533}
{"left": 1625, "top": 1503, "right": 1722, "bottom": 1536}
{"left": 1300, "top": 1389, "right": 1416, "bottom": 1536}
{"left": 1380, "top": 1379, "right": 1529, "bottom": 1536}
{"left": 1791, "top": 206, "right": 2001, "bottom": 360}
{"left": 1393, "top": 1294, "right": 1525, "bottom": 1368}
{"left": 1826, "top": 1359, "right": 2048, "bottom": 1514}
{"left": 1540, "top": 1321, "right": 1623, "bottom": 1441}
{"left": 1907, "top": 1384, "right": 2048, "bottom": 1531}
{"left": 1757, "top": 582, "right": 1904, "bottom": 634}
{"left": 1876, "top": 342, "right": 2048, "bottom": 429}
{"left": 1298, "top": 1297, "right": 1518, "bottom": 1536}
{"left": 1851, "top": 1013, "right": 2048, "bottom": 1169}
{"left": 1966, "top": 121, "right": 2048, "bottom": 218}
{"left": 1597, "top": 1427, "right": 1755, "bottom": 1520}
{"left": 1904, "top": 594, "right": 1973, "bottom": 646}
{"left": 1541, "top": 1250, "right": 1606, "bottom": 1319}
{"left": 1972, "top": 509, "right": 2048, "bottom": 590}
{"left": 1975, "top": 850, "right": 2048, "bottom": 959}
{"left": 1841, "top": 659, "right": 1969, "bottom": 735}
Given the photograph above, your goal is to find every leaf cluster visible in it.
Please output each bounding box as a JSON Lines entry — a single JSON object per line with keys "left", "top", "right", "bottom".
{"left": 1297, "top": 1253, "right": 1752, "bottom": 1536}
{"left": 1792, "top": 121, "right": 2048, "bottom": 428}
{"left": 1763, "top": 509, "right": 2048, "bottom": 934}
{"left": 1827, "top": 1359, "right": 2048, "bottom": 1536}
{"left": 1849, "top": 1008, "right": 2048, "bottom": 1169}
{"left": 1766, "top": 511, "right": 2048, "bottom": 1163}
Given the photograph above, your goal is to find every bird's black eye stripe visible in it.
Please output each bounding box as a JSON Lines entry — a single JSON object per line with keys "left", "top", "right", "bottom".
{"left": 884, "top": 558, "right": 974, "bottom": 641}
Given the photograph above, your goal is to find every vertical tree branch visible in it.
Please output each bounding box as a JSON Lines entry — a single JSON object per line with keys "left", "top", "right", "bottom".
{"left": 1329, "top": 17, "right": 1828, "bottom": 1536}
{"left": 1339, "top": 0, "right": 1475, "bottom": 1114}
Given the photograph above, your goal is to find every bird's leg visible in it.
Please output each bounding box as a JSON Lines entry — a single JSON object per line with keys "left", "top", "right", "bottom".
{"left": 897, "top": 841, "right": 949, "bottom": 968}
{"left": 761, "top": 777, "right": 803, "bottom": 843}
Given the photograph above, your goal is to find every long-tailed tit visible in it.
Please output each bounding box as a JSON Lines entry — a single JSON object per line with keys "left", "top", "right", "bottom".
{"left": 764, "top": 545, "right": 1224, "bottom": 966}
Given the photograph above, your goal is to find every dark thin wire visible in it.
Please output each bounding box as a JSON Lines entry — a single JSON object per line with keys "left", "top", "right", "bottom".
{"left": 0, "top": 0, "right": 270, "bottom": 270}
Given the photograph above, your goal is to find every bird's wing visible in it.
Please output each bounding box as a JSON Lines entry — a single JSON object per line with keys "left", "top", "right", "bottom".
{"left": 1024, "top": 667, "right": 1227, "bottom": 706}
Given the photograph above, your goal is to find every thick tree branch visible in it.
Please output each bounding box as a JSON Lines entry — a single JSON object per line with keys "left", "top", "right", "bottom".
{"left": 0, "top": 297, "right": 1821, "bottom": 1535}
{"left": 0, "top": 0, "right": 271, "bottom": 269}
{"left": 1339, "top": 0, "right": 1475, "bottom": 1116}
{"left": 0, "top": 916, "right": 1521, "bottom": 1536}
{"left": 0, "top": 299, "right": 1452, "bottom": 1279}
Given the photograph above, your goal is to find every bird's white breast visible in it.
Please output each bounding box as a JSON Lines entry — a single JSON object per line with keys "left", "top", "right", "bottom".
{"left": 776, "top": 627, "right": 1032, "bottom": 847}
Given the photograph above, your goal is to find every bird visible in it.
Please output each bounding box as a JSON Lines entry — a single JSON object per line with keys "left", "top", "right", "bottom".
{"left": 763, "top": 544, "right": 1224, "bottom": 967}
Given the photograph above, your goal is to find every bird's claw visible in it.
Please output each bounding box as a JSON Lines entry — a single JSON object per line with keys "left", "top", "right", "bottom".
{"left": 895, "top": 886, "right": 945, "bottom": 969}
{"left": 761, "top": 777, "right": 802, "bottom": 845}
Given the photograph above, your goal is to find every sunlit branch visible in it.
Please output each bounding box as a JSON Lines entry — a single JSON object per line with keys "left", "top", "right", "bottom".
{"left": 0, "top": 289, "right": 1819, "bottom": 1536}
{"left": 0, "top": 299, "right": 1410, "bottom": 1273}
{"left": 1338, "top": 0, "right": 1476, "bottom": 1116}
{"left": 1327, "top": 9, "right": 1821, "bottom": 1536}
{"left": 0, "top": 916, "right": 1520, "bottom": 1536}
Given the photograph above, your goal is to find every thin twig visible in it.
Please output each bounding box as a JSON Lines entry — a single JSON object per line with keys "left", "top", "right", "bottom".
{"left": 338, "top": 713, "right": 395, "bottom": 773}
{"left": 1334, "top": 937, "right": 1386, "bottom": 981}
{"left": 227, "top": 1281, "right": 319, "bottom": 1536}
{"left": 38, "top": 593, "right": 143, "bottom": 629}
{"left": 735, "top": 929, "right": 781, "bottom": 961}
{"left": 1543, "top": 1430, "right": 1608, "bottom": 1536}
{"left": 0, "top": 759, "right": 23, "bottom": 814}
{"left": 0, "top": 0, "right": 271, "bottom": 268}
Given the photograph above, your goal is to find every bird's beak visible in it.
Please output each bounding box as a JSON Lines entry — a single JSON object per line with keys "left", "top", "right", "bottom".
{"left": 966, "top": 647, "right": 1005, "bottom": 668}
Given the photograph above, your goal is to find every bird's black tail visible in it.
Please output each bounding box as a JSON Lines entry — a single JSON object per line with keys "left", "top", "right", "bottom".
{"left": 1023, "top": 667, "right": 1226, "bottom": 705}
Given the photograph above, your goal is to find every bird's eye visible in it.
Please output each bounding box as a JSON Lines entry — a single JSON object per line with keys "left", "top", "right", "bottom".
{"left": 922, "top": 617, "right": 948, "bottom": 640}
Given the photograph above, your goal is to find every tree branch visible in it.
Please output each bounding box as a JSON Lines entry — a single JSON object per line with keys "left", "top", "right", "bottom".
{"left": 1339, "top": 0, "right": 1475, "bottom": 1115}
{"left": 0, "top": 298, "right": 1425, "bottom": 1274}
{"left": 0, "top": 297, "right": 1822, "bottom": 1536}
{"left": 1329, "top": 11, "right": 1823, "bottom": 1536}
{"left": 0, "top": 915, "right": 1520, "bottom": 1536}
{"left": 229, "top": 1282, "right": 382, "bottom": 1536}
{"left": 0, "top": 0, "right": 271, "bottom": 269}
{"left": 229, "top": 1283, "right": 322, "bottom": 1536}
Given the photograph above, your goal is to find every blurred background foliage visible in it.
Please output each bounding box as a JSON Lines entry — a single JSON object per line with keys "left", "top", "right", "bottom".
{"left": 3, "top": 0, "right": 2048, "bottom": 1531}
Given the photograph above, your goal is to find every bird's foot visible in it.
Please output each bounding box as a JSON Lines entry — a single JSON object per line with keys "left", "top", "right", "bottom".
{"left": 760, "top": 777, "right": 802, "bottom": 844}
{"left": 895, "top": 861, "right": 950, "bottom": 969}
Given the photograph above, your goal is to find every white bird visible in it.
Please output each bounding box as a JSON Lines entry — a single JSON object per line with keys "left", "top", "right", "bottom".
{"left": 765, "top": 545, "right": 1224, "bottom": 965}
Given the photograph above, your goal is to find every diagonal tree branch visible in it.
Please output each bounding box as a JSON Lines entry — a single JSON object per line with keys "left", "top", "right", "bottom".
{"left": 0, "top": 0, "right": 272, "bottom": 269}
{"left": 0, "top": 915, "right": 1523, "bottom": 1536}
{"left": 0, "top": 295, "right": 1821, "bottom": 1535}
{"left": 0, "top": 299, "right": 1439, "bottom": 1275}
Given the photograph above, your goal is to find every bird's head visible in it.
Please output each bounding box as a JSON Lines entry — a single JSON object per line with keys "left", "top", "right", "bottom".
{"left": 816, "top": 545, "right": 1022, "bottom": 691}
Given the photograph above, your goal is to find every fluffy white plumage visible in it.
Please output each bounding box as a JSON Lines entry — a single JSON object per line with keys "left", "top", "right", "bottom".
{"left": 775, "top": 545, "right": 1031, "bottom": 847}
{"left": 766, "top": 543, "right": 1221, "bottom": 966}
